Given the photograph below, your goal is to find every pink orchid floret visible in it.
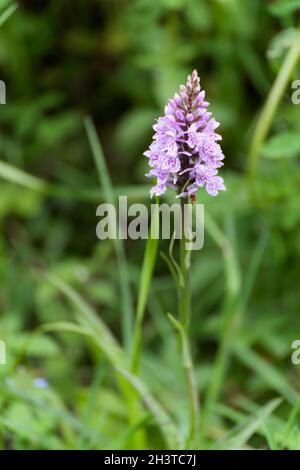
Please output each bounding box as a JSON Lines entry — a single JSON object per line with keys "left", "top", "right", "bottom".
{"left": 144, "top": 70, "right": 226, "bottom": 199}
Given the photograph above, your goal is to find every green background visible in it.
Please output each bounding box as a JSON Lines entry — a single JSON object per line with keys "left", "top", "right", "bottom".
{"left": 0, "top": 0, "right": 300, "bottom": 450}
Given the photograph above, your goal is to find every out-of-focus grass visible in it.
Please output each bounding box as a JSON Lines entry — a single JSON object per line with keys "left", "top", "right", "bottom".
{"left": 1, "top": 0, "right": 300, "bottom": 450}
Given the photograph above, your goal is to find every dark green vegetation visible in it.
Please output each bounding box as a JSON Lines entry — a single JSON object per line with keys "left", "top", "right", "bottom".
{"left": 1, "top": 0, "right": 300, "bottom": 450}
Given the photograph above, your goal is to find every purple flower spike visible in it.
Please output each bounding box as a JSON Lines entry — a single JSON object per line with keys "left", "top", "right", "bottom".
{"left": 144, "top": 70, "right": 226, "bottom": 199}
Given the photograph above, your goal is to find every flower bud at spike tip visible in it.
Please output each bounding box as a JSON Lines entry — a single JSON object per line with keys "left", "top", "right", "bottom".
{"left": 144, "top": 70, "right": 226, "bottom": 198}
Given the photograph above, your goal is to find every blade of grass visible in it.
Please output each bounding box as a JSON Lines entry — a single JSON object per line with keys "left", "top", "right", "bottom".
{"left": 42, "top": 273, "right": 127, "bottom": 368}
{"left": 212, "top": 398, "right": 282, "bottom": 450}
{"left": 248, "top": 22, "right": 300, "bottom": 201}
{"left": 1, "top": 384, "right": 103, "bottom": 446}
{"left": 0, "top": 2, "right": 18, "bottom": 27}
{"left": 234, "top": 342, "right": 300, "bottom": 405}
{"left": 281, "top": 405, "right": 300, "bottom": 449}
{"left": 232, "top": 397, "right": 282, "bottom": 450}
{"left": 40, "top": 318, "right": 177, "bottom": 449}
{"left": 240, "top": 230, "right": 269, "bottom": 312}
{"left": 83, "top": 117, "right": 146, "bottom": 448}
{"left": 77, "top": 361, "right": 106, "bottom": 449}
{"left": 0, "top": 417, "right": 64, "bottom": 449}
{"left": 109, "top": 415, "right": 152, "bottom": 450}
{"left": 216, "top": 399, "right": 286, "bottom": 449}
{"left": 130, "top": 200, "right": 159, "bottom": 373}
{"left": 116, "top": 366, "right": 182, "bottom": 449}
{"left": 201, "top": 212, "right": 241, "bottom": 436}
{"left": 202, "top": 215, "right": 269, "bottom": 437}
{"left": 0, "top": 159, "right": 50, "bottom": 193}
{"left": 32, "top": 277, "right": 178, "bottom": 449}
{"left": 41, "top": 271, "right": 147, "bottom": 449}
{"left": 0, "top": 158, "right": 149, "bottom": 202}
{"left": 83, "top": 116, "right": 133, "bottom": 351}
{"left": 167, "top": 313, "right": 199, "bottom": 449}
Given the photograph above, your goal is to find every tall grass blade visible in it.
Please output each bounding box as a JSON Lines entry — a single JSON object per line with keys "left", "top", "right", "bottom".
{"left": 43, "top": 272, "right": 126, "bottom": 368}
{"left": 131, "top": 201, "right": 159, "bottom": 373}
{"left": 234, "top": 342, "right": 299, "bottom": 405}
{"left": 0, "top": 2, "right": 18, "bottom": 27}
{"left": 116, "top": 366, "right": 181, "bottom": 449}
{"left": 84, "top": 116, "right": 133, "bottom": 351}
{"left": 213, "top": 398, "right": 282, "bottom": 450}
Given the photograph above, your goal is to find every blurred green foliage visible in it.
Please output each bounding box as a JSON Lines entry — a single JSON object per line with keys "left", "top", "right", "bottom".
{"left": 0, "top": 0, "right": 300, "bottom": 450}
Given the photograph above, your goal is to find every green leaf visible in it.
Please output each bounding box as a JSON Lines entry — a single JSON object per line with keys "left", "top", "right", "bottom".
{"left": 167, "top": 313, "right": 192, "bottom": 369}
{"left": 261, "top": 132, "right": 300, "bottom": 159}
{"left": 25, "top": 335, "right": 60, "bottom": 358}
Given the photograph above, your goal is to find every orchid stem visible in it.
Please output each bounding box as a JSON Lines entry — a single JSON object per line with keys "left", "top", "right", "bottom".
{"left": 178, "top": 199, "right": 200, "bottom": 448}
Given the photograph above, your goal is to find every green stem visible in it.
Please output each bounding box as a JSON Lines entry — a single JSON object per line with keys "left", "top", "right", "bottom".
{"left": 179, "top": 230, "right": 190, "bottom": 332}
{"left": 131, "top": 200, "right": 159, "bottom": 374}
{"left": 247, "top": 24, "right": 300, "bottom": 198}
{"left": 184, "top": 351, "right": 199, "bottom": 448}
{"left": 178, "top": 199, "right": 199, "bottom": 447}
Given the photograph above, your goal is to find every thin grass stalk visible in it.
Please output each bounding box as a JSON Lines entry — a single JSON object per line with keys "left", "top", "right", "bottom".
{"left": 131, "top": 200, "right": 159, "bottom": 374}
{"left": 84, "top": 116, "right": 134, "bottom": 351}
{"left": 201, "top": 214, "right": 241, "bottom": 438}
{"left": 178, "top": 199, "right": 200, "bottom": 447}
{"left": 83, "top": 117, "right": 145, "bottom": 447}
{"left": 0, "top": 2, "right": 18, "bottom": 27}
{"left": 128, "top": 202, "right": 159, "bottom": 448}
{"left": 247, "top": 23, "right": 300, "bottom": 201}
